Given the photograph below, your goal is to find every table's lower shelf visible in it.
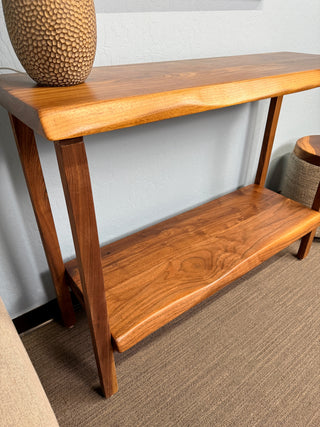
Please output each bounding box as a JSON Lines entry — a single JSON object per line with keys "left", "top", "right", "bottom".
{"left": 65, "top": 184, "right": 320, "bottom": 352}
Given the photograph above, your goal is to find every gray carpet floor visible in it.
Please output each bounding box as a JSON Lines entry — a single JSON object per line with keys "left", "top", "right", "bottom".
{"left": 21, "top": 240, "right": 320, "bottom": 426}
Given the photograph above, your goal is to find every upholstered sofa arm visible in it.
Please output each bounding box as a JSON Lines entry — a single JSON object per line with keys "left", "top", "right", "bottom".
{"left": 0, "top": 298, "right": 58, "bottom": 426}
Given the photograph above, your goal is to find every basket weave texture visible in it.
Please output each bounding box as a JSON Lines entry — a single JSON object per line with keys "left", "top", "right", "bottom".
{"left": 281, "top": 152, "right": 320, "bottom": 237}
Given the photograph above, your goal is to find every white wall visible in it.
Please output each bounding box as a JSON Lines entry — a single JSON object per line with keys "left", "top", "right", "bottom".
{"left": 93, "top": 0, "right": 262, "bottom": 13}
{"left": 0, "top": 0, "right": 319, "bottom": 318}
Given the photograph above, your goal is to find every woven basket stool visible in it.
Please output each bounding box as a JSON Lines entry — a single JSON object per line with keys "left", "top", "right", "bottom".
{"left": 282, "top": 136, "right": 320, "bottom": 247}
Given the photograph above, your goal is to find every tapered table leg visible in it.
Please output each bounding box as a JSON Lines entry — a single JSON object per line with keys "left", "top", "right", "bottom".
{"left": 54, "top": 137, "right": 118, "bottom": 398}
{"left": 9, "top": 115, "right": 75, "bottom": 328}
{"left": 255, "top": 96, "right": 283, "bottom": 187}
{"left": 254, "top": 97, "right": 320, "bottom": 260}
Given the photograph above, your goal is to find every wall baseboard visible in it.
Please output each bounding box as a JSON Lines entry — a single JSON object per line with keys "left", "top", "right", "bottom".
{"left": 13, "top": 294, "right": 80, "bottom": 334}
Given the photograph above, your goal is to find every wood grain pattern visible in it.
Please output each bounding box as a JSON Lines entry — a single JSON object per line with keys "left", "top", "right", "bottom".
{"left": 65, "top": 185, "right": 320, "bottom": 353}
{"left": 0, "top": 52, "right": 320, "bottom": 140}
{"left": 255, "top": 96, "right": 283, "bottom": 186}
{"left": 9, "top": 115, "right": 75, "bottom": 328}
{"left": 3, "top": 52, "right": 320, "bottom": 399}
{"left": 294, "top": 135, "right": 320, "bottom": 166}
{"left": 54, "top": 138, "right": 118, "bottom": 397}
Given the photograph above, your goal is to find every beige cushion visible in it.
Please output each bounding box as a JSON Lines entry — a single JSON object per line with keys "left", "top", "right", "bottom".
{"left": 0, "top": 298, "right": 58, "bottom": 426}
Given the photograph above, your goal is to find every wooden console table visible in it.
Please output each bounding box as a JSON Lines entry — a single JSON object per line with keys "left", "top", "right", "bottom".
{"left": 1, "top": 52, "right": 320, "bottom": 398}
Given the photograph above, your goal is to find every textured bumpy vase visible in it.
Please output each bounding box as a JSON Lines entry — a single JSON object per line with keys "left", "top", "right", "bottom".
{"left": 2, "top": 0, "right": 96, "bottom": 86}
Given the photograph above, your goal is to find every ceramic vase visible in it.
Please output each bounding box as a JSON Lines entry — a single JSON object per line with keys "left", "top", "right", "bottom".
{"left": 2, "top": 0, "right": 97, "bottom": 86}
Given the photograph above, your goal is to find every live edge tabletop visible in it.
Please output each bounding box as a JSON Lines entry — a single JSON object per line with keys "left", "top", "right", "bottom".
{"left": 1, "top": 51, "right": 320, "bottom": 398}
{"left": 0, "top": 51, "right": 320, "bottom": 141}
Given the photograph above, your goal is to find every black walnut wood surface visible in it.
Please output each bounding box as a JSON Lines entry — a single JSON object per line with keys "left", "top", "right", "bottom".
{"left": 0, "top": 52, "right": 319, "bottom": 140}
{"left": 65, "top": 185, "right": 320, "bottom": 352}
{"left": 2, "top": 52, "right": 320, "bottom": 397}
{"left": 55, "top": 139, "right": 118, "bottom": 397}
{"left": 294, "top": 135, "right": 320, "bottom": 167}
{"left": 10, "top": 115, "right": 75, "bottom": 327}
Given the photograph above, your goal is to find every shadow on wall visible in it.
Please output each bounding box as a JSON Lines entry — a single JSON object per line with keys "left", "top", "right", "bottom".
{"left": 0, "top": 108, "right": 55, "bottom": 315}
{"left": 239, "top": 101, "right": 263, "bottom": 185}
{"left": 267, "top": 146, "right": 293, "bottom": 193}
{"left": 94, "top": 0, "right": 263, "bottom": 13}
{"left": 239, "top": 101, "right": 296, "bottom": 193}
